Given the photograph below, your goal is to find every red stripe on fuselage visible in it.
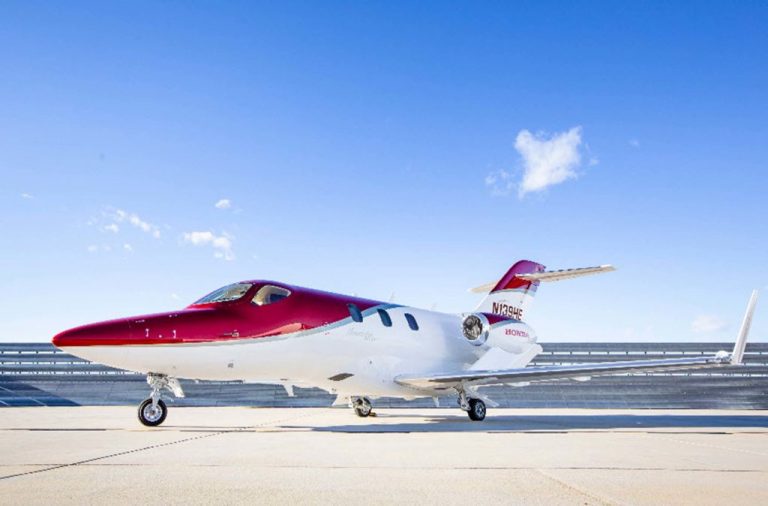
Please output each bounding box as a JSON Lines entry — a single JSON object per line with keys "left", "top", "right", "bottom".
{"left": 52, "top": 282, "right": 382, "bottom": 347}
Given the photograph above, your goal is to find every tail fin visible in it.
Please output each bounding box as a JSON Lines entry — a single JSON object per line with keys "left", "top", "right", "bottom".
{"left": 471, "top": 260, "right": 615, "bottom": 320}
{"left": 473, "top": 260, "right": 546, "bottom": 319}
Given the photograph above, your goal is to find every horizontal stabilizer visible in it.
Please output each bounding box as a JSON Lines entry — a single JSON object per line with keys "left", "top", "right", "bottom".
{"left": 516, "top": 265, "right": 615, "bottom": 283}
{"left": 470, "top": 264, "right": 614, "bottom": 293}
{"left": 469, "top": 281, "right": 497, "bottom": 294}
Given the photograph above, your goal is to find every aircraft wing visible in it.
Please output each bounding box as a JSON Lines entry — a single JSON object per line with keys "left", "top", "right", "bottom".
{"left": 395, "top": 355, "right": 729, "bottom": 390}
{"left": 397, "top": 289, "right": 759, "bottom": 391}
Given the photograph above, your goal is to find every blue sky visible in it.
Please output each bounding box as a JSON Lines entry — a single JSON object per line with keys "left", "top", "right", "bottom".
{"left": 1, "top": 1, "right": 766, "bottom": 343}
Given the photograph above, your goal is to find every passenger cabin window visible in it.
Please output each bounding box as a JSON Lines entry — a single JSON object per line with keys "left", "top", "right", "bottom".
{"left": 348, "top": 303, "right": 363, "bottom": 323}
{"left": 377, "top": 309, "right": 392, "bottom": 327}
{"left": 404, "top": 313, "right": 419, "bottom": 331}
{"left": 251, "top": 285, "right": 292, "bottom": 306}
{"left": 194, "top": 282, "right": 253, "bottom": 304}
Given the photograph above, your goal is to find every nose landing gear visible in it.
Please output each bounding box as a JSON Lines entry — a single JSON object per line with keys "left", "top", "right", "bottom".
{"left": 137, "top": 373, "right": 185, "bottom": 427}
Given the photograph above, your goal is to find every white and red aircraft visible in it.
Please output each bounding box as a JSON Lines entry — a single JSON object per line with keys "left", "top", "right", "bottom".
{"left": 52, "top": 260, "right": 759, "bottom": 426}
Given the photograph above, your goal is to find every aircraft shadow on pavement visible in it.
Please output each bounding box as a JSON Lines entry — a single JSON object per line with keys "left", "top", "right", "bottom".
{"left": 0, "top": 380, "right": 79, "bottom": 407}
{"left": 283, "top": 414, "right": 768, "bottom": 433}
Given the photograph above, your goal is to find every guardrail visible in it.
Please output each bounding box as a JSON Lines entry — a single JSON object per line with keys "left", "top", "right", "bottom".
{"left": 1, "top": 342, "right": 767, "bottom": 408}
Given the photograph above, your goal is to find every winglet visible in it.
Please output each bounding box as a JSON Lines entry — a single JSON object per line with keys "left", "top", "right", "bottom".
{"left": 731, "top": 289, "right": 759, "bottom": 365}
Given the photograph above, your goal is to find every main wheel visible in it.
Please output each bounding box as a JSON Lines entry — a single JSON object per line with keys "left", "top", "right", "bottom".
{"left": 138, "top": 398, "right": 167, "bottom": 427}
{"left": 467, "top": 398, "right": 486, "bottom": 421}
{"left": 353, "top": 397, "right": 372, "bottom": 417}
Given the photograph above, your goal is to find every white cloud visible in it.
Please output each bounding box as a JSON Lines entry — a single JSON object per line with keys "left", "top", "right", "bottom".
{"left": 183, "top": 231, "right": 235, "bottom": 261}
{"left": 21, "top": 193, "right": 34, "bottom": 199}
{"left": 171, "top": 293, "right": 180, "bottom": 300}
{"left": 484, "top": 169, "right": 515, "bottom": 196}
{"left": 215, "top": 199, "right": 232, "bottom": 209}
{"left": 104, "top": 224, "right": 119, "bottom": 233}
{"left": 123, "top": 243, "right": 133, "bottom": 252}
{"left": 112, "top": 209, "right": 161, "bottom": 238}
{"left": 691, "top": 315, "right": 727, "bottom": 334}
{"left": 87, "top": 245, "right": 98, "bottom": 253}
{"left": 514, "top": 126, "right": 584, "bottom": 197}
{"left": 629, "top": 138, "right": 640, "bottom": 148}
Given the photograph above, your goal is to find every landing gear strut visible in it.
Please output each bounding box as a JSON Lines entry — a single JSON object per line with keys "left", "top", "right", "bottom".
{"left": 137, "top": 373, "right": 185, "bottom": 427}
{"left": 457, "top": 387, "right": 486, "bottom": 422}
{"left": 352, "top": 397, "right": 373, "bottom": 417}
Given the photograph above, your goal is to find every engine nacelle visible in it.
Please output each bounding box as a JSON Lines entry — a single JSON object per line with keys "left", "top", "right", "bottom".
{"left": 461, "top": 313, "right": 490, "bottom": 346}
{"left": 461, "top": 313, "right": 537, "bottom": 353}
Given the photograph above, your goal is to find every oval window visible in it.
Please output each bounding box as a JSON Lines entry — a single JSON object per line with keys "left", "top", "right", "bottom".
{"left": 348, "top": 303, "right": 363, "bottom": 323}
{"left": 377, "top": 309, "right": 392, "bottom": 327}
{"left": 404, "top": 313, "right": 419, "bottom": 331}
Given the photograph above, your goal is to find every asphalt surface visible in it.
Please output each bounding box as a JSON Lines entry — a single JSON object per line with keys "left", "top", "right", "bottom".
{"left": 1, "top": 407, "right": 767, "bottom": 505}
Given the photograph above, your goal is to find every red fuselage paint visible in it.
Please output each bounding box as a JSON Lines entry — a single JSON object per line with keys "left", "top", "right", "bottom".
{"left": 51, "top": 281, "right": 382, "bottom": 348}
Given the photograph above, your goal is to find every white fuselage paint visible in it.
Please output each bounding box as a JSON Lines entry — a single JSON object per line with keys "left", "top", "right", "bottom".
{"left": 61, "top": 306, "right": 539, "bottom": 399}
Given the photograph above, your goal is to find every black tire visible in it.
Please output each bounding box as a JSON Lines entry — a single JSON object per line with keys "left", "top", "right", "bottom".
{"left": 353, "top": 398, "right": 372, "bottom": 417}
{"left": 138, "top": 398, "right": 167, "bottom": 427}
{"left": 467, "top": 398, "right": 486, "bottom": 421}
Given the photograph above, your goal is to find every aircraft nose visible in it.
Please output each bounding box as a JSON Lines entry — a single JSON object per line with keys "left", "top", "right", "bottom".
{"left": 52, "top": 326, "right": 92, "bottom": 349}
{"left": 52, "top": 320, "right": 131, "bottom": 348}
{"left": 51, "top": 328, "right": 73, "bottom": 348}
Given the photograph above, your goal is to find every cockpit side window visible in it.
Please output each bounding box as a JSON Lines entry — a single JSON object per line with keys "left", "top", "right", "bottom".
{"left": 194, "top": 282, "right": 254, "bottom": 305}
{"left": 251, "top": 285, "right": 292, "bottom": 306}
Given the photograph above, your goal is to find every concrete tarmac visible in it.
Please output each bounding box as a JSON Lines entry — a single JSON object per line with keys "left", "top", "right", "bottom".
{"left": 1, "top": 407, "right": 767, "bottom": 505}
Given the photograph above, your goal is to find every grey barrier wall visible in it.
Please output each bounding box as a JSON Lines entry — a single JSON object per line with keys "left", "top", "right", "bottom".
{"left": 1, "top": 342, "right": 766, "bottom": 408}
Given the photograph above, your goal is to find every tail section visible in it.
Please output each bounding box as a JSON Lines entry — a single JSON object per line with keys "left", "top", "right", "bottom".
{"left": 473, "top": 260, "right": 546, "bottom": 320}
{"left": 472, "top": 260, "right": 615, "bottom": 320}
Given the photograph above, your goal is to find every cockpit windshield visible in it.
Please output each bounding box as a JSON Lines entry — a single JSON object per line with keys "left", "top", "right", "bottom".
{"left": 193, "top": 282, "right": 253, "bottom": 305}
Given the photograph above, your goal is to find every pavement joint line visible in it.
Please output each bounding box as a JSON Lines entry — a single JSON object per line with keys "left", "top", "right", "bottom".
{"left": 534, "top": 467, "right": 618, "bottom": 506}
{"left": 0, "top": 411, "right": 317, "bottom": 482}
{"left": 0, "top": 463, "right": 766, "bottom": 473}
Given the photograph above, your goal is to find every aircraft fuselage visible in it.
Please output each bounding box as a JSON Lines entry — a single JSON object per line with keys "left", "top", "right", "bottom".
{"left": 52, "top": 281, "right": 537, "bottom": 399}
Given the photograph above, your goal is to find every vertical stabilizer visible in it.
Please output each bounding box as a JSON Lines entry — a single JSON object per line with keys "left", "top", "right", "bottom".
{"left": 473, "top": 260, "right": 546, "bottom": 320}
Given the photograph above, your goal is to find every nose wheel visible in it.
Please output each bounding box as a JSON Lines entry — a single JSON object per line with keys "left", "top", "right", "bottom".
{"left": 138, "top": 398, "right": 167, "bottom": 426}
{"left": 137, "top": 373, "right": 185, "bottom": 427}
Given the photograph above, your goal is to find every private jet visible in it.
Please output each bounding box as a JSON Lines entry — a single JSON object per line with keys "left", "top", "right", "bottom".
{"left": 52, "top": 260, "right": 758, "bottom": 426}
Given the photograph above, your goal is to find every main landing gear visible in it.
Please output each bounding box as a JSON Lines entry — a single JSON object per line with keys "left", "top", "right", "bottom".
{"left": 137, "top": 373, "right": 185, "bottom": 427}
{"left": 351, "top": 397, "right": 373, "bottom": 417}
{"left": 457, "top": 388, "right": 486, "bottom": 421}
